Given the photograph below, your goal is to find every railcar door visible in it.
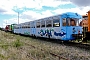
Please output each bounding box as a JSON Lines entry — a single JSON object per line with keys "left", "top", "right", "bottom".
{"left": 60, "top": 17, "right": 67, "bottom": 40}
{"left": 30, "top": 21, "right": 36, "bottom": 36}
{"left": 32, "top": 21, "right": 36, "bottom": 36}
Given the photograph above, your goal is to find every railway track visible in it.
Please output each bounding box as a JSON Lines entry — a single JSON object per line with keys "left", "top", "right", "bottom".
{"left": 12, "top": 31, "right": 90, "bottom": 50}
{"left": 24, "top": 42, "right": 69, "bottom": 60}
{"left": 5, "top": 30, "right": 90, "bottom": 50}
{"left": 32, "top": 37, "right": 90, "bottom": 51}
{"left": 7, "top": 31, "right": 90, "bottom": 51}
{"left": 63, "top": 41, "right": 90, "bottom": 50}
{"left": 24, "top": 38, "right": 90, "bottom": 60}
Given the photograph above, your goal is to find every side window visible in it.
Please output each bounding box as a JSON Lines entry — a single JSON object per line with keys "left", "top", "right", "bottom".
{"left": 20, "top": 25, "right": 22, "bottom": 28}
{"left": 14, "top": 26, "right": 17, "bottom": 29}
{"left": 41, "top": 20, "right": 45, "bottom": 27}
{"left": 53, "top": 19, "right": 60, "bottom": 27}
{"left": 28, "top": 23, "right": 30, "bottom": 28}
{"left": 25, "top": 24, "right": 27, "bottom": 28}
{"left": 25, "top": 23, "right": 30, "bottom": 28}
{"left": 24, "top": 24, "right": 26, "bottom": 28}
{"left": 62, "top": 18, "right": 67, "bottom": 26}
{"left": 17, "top": 26, "right": 19, "bottom": 29}
{"left": 46, "top": 20, "right": 52, "bottom": 27}
{"left": 30, "top": 22, "right": 32, "bottom": 28}
{"left": 18, "top": 25, "right": 19, "bottom": 29}
{"left": 33, "top": 22, "right": 35, "bottom": 28}
{"left": 22, "top": 24, "right": 24, "bottom": 28}
{"left": 70, "top": 19, "right": 76, "bottom": 26}
{"left": 19, "top": 25, "right": 21, "bottom": 28}
{"left": 30, "top": 22, "right": 35, "bottom": 28}
{"left": 36, "top": 21, "right": 40, "bottom": 28}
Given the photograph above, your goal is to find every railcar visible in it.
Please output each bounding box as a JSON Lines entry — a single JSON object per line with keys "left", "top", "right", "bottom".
{"left": 10, "top": 24, "right": 17, "bottom": 33}
{"left": 14, "top": 24, "right": 21, "bottom": 34}
{"left": 13, "top": 12, "right": 83, "bottom": 41}
{"left": 81, "top": 15, "right": 88, "bottom": 27}
{"left": 82, "top": 10, "right": 90, "bottom": 41}
{"left": 5, "top": 25, "right": 10, "bottom": 32}
{"left": 5, "top": 24, "right": 16, "bottom": 32}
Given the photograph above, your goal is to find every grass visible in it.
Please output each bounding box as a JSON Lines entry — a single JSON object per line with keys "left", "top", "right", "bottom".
{"left": 0, "top": 30, "right": 90, "bottom": 60}
{"left": 12, "top": 38, "right": 23, "bottom": 47}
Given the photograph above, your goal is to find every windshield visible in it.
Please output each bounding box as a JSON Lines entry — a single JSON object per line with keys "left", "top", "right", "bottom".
{"left": 62, "top": 18, "right": 82, "bottom": 26}
{"left": 67, "top": 18, "right": 82, "bottom": 26}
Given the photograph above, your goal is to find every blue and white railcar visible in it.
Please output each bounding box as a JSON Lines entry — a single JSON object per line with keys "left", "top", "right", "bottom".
{"left": 20, "top": 23, "right": 24, "bottom": 34}
{"left": 29, "top": 21, "right": 36, "bottom": 36}
{"left": 14, "top": 24, "right": 21, "bottom": 34}
{"left": 14, "top": 12, "right": 82, "bottom": 41}
{"left": 22, "top": 22, "right": 30, "bottom": 35}
{"left": 36, "top": 12, "right": 82, "bottom": 40}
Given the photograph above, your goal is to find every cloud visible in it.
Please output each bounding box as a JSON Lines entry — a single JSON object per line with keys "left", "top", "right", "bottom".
{"left": 0, "top": 0, "right": 71, "bottom": 10}
{"left": 0, "top": 8, "right": 7, "bottom": 13}
{"left": 53, "top": 6, "right": 90, "bottom": 15}
{"left": 1, "top": 0, "right": 90, "bottom": 28}
{"left": 2, "top": 6, "right": 90, "bottom": 28}
{"left": 39, "top": 0, "right": 71, "bottom": 7}
{"left": 2, "top": 10, "right": 54, "bottom": 28}
{"left": 2, "top": 18, "right": 31, "bottom": 28}
{"left": 0, "top": 5, "right": 17, "bottom": 15}
{"left": 60, "top": 0, "right": 90, "bottom": 7}
{"left": 0, "top": 0, "right": 71, "bottom": 16}
{"left": 70, "top": 0, "right": 90, "bottom": 7}
{"left": 20, "top": 10, "right": 54, "bottom": 20}
{"left": 2, "top": 10, "right": 17, "bottom": 15}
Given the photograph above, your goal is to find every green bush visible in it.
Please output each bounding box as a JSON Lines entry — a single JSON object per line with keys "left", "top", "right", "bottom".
{"left": 13, "top": 38, "right": 23, "bottom": 47}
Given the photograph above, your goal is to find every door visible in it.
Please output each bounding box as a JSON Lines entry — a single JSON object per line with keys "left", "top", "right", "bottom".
{"left": 60, "top": 17, "right": 67, "bottom": 40}
{"left": 32, "top": 21, "right": 36, "bottom": 36}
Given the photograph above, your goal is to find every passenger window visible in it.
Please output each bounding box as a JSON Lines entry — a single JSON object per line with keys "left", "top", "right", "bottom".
{"left": 36, "top": 21, "right": 40, "bottom": 28}
{"left": 22, "top": 26, "right": 23, "bottom": 28}
{"left": 14, "top": 26, "right": 17, "bottom": 29}
{"left": 62, "top": 18, "right": 67, "bottom": 26}
{"left": 41, "top": 20, "right": 45, "bottom": 27}
{"left": 18, "top": 25, "right": 20, "bottom": 29}
{"left": 33, "top": 22, "right": 35, "bottom": 28}
{"left": 13, "top": 26, "right": 15, "bottom": 29}
{"left": 46, "top": 20, "right": 52, "bottom": 27}
{"left": 23, "top": 24, "right": 25, "bottom": 28}
{"left": 22, "top": 25, "right": 24, "bottom": 28}
{"left": 53, "top": 19, "right": 60, "bottom": 27}
{"left": 17, "top": 26, "right": 19, "bottom": 29}
{"left": 20, "top": 26, "right": 21, "bottom": 28}
{"left": 28, "top": 23, "right": 30, "bottom": 28}
{"left": 30, "top": 22, "right": 33, "bottom": 28}
{"left": 25, "top": 24, "right": 27, "bottom": 28}
{"left": 70, "top": 19, "right": 76, "bottom": 26}
{"left": 24, "top": 24, "right": 26, "bottom": 28}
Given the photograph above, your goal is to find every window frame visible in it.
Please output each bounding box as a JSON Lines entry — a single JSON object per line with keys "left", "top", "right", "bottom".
{"left": 46, "top": 20, "right": 52, "bottom": 27}
{"left": 53, "top": 18, "right": 60, "bottom": 27}
{"left": 28, "top": 22, "right": 30, "bottom": 28}
{"left": 41, "top": 20, "right": 45, "bottom": 28}
{"left": 62, "top": 18, "right": 67, "bottom": 26}
{"left": 36, "top": 21, "right": 40, "bottom": 28}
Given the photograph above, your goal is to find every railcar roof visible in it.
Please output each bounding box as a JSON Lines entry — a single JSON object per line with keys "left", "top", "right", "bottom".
{"left": 15, "top": 12, "right": 82, "bottom": 26}
{"left": 61, "top": 12, "right": 82, "bottom": 19}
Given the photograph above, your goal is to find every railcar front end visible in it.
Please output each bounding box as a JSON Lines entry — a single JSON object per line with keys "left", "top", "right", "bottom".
{"left": 61, "top": 12, "right": 83, "bottom": 40}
